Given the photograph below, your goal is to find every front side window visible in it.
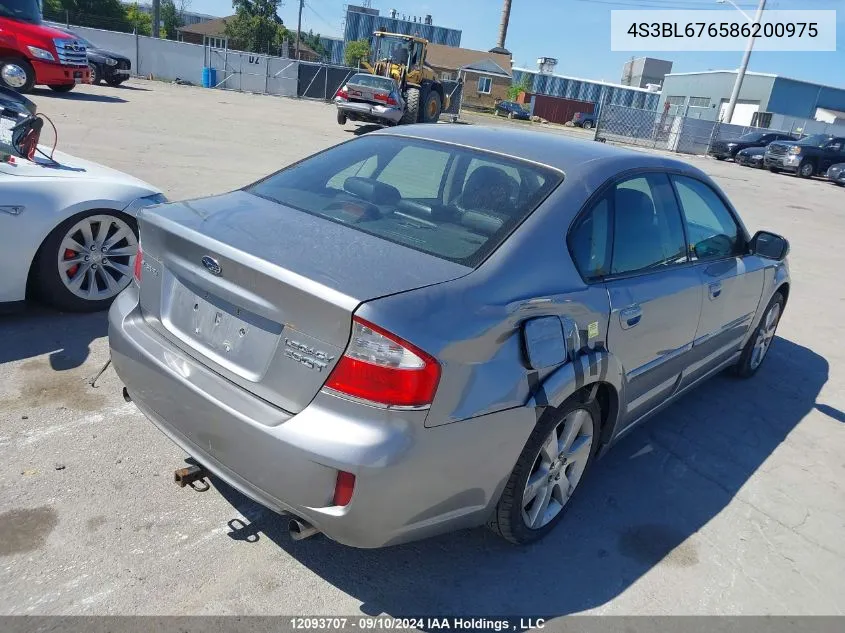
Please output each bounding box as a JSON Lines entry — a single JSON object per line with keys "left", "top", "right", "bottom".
{"left": 671, "top": 175, "right": 742, "bottom": 261}
{"left": 477, "top": 76, "right": 492, "bottom": 94}
{"left": 247, "top": 136, "right": 562, "bottom": 267}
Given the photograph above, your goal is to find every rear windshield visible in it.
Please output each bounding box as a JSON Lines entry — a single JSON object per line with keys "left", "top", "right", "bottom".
{"left": 348, "top": 74, "right": 395, "bottom": 91}
{"left": 246, "top": 136, "right": 562, "bottom": 267}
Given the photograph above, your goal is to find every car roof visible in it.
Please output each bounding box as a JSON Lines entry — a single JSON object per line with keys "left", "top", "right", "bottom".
{"left": 373, "top": 124, "right": 702, "bottom": 179}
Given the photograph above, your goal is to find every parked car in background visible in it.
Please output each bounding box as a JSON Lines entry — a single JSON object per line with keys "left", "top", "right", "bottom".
{"left": 708, "top": 131, "right": 798, "bottom": 161}
{"left": 765, "top": 134, "right": 845, "bottom": 178}
{"left": 572, "top": 111, "right": 596, "bottom": 129}
{"left": 735, "top": 146, "right": 766, "bottom": 168}
{"left": 1, "top": 87, "right": 164, "bottom": 311}
{"left": 495, "top": 100, "right": 530, "bottom": 120}
{"left": 827, "top": 163, "right": 845, "bottom": 186}
{"left": 111, "top": 125, "right": 791, "bottom": 549}
{"left": 65, "top": 31, "right": 131, "bottom": 86}
{"left": 0, "top": 0, "right": 90, "bottom": 93}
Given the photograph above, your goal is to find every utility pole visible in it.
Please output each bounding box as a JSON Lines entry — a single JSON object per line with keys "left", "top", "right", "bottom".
{"left": 152, "top": 0, "right": 161, "bottom": 38}
{"left": 723, "top": 0, "right": 766, "bottom": 124}
{"left": 295, "top": 0, "right": 304, "bottom": 59}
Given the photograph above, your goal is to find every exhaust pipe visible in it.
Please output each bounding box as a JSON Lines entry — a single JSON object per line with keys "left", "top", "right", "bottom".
{"left": 289, "top": 517, "right": 319, "bottom": 541}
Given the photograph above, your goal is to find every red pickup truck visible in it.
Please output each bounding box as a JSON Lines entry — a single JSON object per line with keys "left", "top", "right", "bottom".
{"left": 0, "top": 0, "right": 90, "bottom": 93}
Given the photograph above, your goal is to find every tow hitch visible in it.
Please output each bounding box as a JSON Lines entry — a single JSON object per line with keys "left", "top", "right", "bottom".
{"left": 174, "top": 464, "right": 210, "bottom": 492}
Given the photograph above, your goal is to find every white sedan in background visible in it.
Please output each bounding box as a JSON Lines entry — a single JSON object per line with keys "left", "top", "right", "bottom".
{"left": 0, "top": 148, "right": 164, "bottom": 312}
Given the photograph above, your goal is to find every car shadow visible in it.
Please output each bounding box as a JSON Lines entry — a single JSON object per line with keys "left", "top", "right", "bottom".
{"left": 0, "top": 306, "right": 107, "bottom": 370}
{"left": 347, "top": 124, "right": 385, "bottom": 136}
{"left": 111, "top": 84, "right": 150, "bottom": 91}
{"left": 206, "top": 335, "right": 827, "bottom": 619}
{"left": 31, "top": 88, "right": 127, "bottom": 103}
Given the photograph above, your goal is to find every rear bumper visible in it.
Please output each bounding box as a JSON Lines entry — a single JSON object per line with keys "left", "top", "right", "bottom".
{"left": 32, "top": 60, "right": 90, "bottom": 86}
{"left": 108, "top": 287, "right": 531, "bottom": 547}
{"left": 336, "top": 100, "right": 403, "bottom": 124}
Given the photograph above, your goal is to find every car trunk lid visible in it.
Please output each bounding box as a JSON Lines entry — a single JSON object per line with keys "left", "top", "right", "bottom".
{"left": 136, "top": 190, "right": 469, "bottom": 414}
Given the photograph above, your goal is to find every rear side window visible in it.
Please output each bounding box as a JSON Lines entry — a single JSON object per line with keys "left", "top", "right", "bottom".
{"left": 568, "top": 173, "right": 688, "bottom": 281}
{"left": 246, "top": 136, "right": 562, "bottom": 267}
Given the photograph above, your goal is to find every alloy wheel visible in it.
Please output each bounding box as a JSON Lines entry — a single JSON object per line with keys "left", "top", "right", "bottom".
{"left": 57, "top": 215, "right": 138, "bottom": 301}
{"left": 750, "top": 302, "right": 781, "bottom": 370}
{"left": 522, "top": 408, "right": 594, "bottom": 529}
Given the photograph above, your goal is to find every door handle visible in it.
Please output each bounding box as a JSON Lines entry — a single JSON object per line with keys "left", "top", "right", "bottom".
{"left": 619, "top": 305, "right": 642, "bottom": 329}
{"left": 708, "top": 282, "right": 722, "bottom": 300}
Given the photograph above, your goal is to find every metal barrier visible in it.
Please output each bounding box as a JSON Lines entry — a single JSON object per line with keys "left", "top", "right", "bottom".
{"left": 298, "top": 62, "right": 357, "bottom": 101}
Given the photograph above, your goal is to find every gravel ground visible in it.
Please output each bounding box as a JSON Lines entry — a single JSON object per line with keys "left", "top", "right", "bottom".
{"left": 1, "top": 80, "right": 843, "bottom": 618}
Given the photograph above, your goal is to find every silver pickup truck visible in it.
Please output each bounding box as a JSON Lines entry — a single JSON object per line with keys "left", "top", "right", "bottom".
{"left": 334, "top": 73, "right": 405, "bottom": 127}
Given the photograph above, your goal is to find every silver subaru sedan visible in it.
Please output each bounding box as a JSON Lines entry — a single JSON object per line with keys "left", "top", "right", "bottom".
{"left": 109, "top": 125, "right": 790, "bottom": 548}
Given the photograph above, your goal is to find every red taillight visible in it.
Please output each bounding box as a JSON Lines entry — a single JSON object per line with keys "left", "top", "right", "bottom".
{"left": 333, "top": 471, "right": 356, "bottom": 506}
{"left": 324, "top": 317, "right": 441, "bottom": 408}
{"left": 335, "top": 86, "right": 349, "bottom": 100}
{"left": 133, "top": 242, "right": 143, "bottom": 283}
{"left": 374, "top": 92, "right": 398, "bottom": 106}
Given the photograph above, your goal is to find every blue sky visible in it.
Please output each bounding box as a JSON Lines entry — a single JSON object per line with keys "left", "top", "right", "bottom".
{"left": 191, "top": 0, "right": 844, "bottom": 87}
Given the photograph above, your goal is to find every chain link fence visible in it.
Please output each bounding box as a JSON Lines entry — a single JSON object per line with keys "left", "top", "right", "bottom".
{"left": 595, "top": 103, "right": 845, "bottom": 156}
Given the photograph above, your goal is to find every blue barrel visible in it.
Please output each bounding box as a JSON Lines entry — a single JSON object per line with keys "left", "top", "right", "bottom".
{"left": 201, "top": 67, "right": 216, "bottom": 88}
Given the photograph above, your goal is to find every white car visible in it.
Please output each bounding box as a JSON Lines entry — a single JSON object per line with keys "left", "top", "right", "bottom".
{"left": 0, "top": 148, "right": 164, "bottom": 312}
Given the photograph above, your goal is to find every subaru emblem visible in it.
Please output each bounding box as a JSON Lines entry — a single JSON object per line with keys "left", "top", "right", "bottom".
{"left": 201, "top": 256, "right": 222, "bottom": 276}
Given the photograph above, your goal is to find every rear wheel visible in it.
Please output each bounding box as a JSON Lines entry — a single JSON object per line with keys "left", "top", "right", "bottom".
{"left": 582, "top": 120, "right": 593, "bottom": 130}
{"left": 32, "top": 211, "right": 138, "bottom": 312}
{"left": 769, "top": 167, "right": 780, "bottom": 173}
{"left": 49, "top": 84, "right": 76, "bottom": 93}
{"left": 420, "top": 88, "right": 441, "bottom": 123}
{"left": 336, "top": 110, "right": 347, "bottom": 125}
{"left": 798, "top": 160, "right": 815, "bottom": 178}
{"left": 0, "top": 57, "right": 35, "bottom": 93}
{"left": 401, "top": 87, "right": 421, "bottom": 124}
{"left": 489, "top": 395, "right": 600, "bottom": 544}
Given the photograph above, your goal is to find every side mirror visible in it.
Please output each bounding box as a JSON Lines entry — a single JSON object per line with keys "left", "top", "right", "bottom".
{"left": 749, "top": 230, "right": 789, "bottom": 260}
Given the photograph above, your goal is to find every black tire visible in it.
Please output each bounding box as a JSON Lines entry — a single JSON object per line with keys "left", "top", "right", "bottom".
{"left": 49, "top": 84, "right": 76, "bottom": 93}
{"left": 797, "top": 160, "right": 815, "bottom": 178}
{"left": 0, "top": 57, "right": 36, "bottom": 93}
{"left": 769, "top": 167, "right": 781, "bottom": 173}
{"left": 420, "top": 88, "right": 441, "bottom": 123}
{"left": 31, "top": 211, "right": 138, "bottom": 313}
{"left": 401, "top": 87, "right": 421, "bottom": 124}
{"left": 89, "top": 63, "right": 101, "bottom": 85}
{"left": 105, "top": 75, "right": 125, "bottom": 87}
{"left": 715, "top": 156, "right": 726, "bottom": 161}
{"left": 734, "top": 291, "right": 785, "bottom": 378}
{"left": 582, "top": 120, "right": 593, "bottom": 130}
{"left": 336, "top": 110, "right": 347, "bottom": 125}
{"left": 489, "top": 394, "right": 601, "bottom": 545}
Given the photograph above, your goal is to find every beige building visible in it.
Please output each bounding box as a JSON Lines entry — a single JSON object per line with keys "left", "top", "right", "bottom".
{"left": 426, "top": 43, "right": 512, "bottom": 110}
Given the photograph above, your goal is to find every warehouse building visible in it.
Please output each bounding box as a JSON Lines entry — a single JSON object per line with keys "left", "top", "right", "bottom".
{"left": 659, "top": 70, "right": 845, "bottom": 126}
{"left": 512, "top": 68, "right": 662, "bottom": 115}
{"left": 621, "top": 57, "right": 673, "bottom": 89}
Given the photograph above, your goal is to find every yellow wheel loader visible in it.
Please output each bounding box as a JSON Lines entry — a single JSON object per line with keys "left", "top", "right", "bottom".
{"left": 358, "top": 31, "right": 451, "bottom": 124}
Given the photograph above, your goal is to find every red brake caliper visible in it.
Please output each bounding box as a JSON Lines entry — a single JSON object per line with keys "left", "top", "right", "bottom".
{"left": 64, "top": 249, "right": 79, "bottom": 277}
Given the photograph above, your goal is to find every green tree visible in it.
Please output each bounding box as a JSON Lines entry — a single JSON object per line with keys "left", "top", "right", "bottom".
{"left": 344, "top": 39, "right": 370, "bottom": 67}
{"left": 301, "top": 29, "right": 327, "bottom": 59}
{"left": 41, "top": 0, "right": 130, "bottom": 32}
{"left": 224, "top": 0, "right": 287, "bottom": 54}
{"left": 161, "top": 0, "right": 189, "bottom": 40}
{"left": 125, "top": 2, "right": 152, "bottom": 36}
{"left": 507, "top": 75, "right": 533, "bottom": 101}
